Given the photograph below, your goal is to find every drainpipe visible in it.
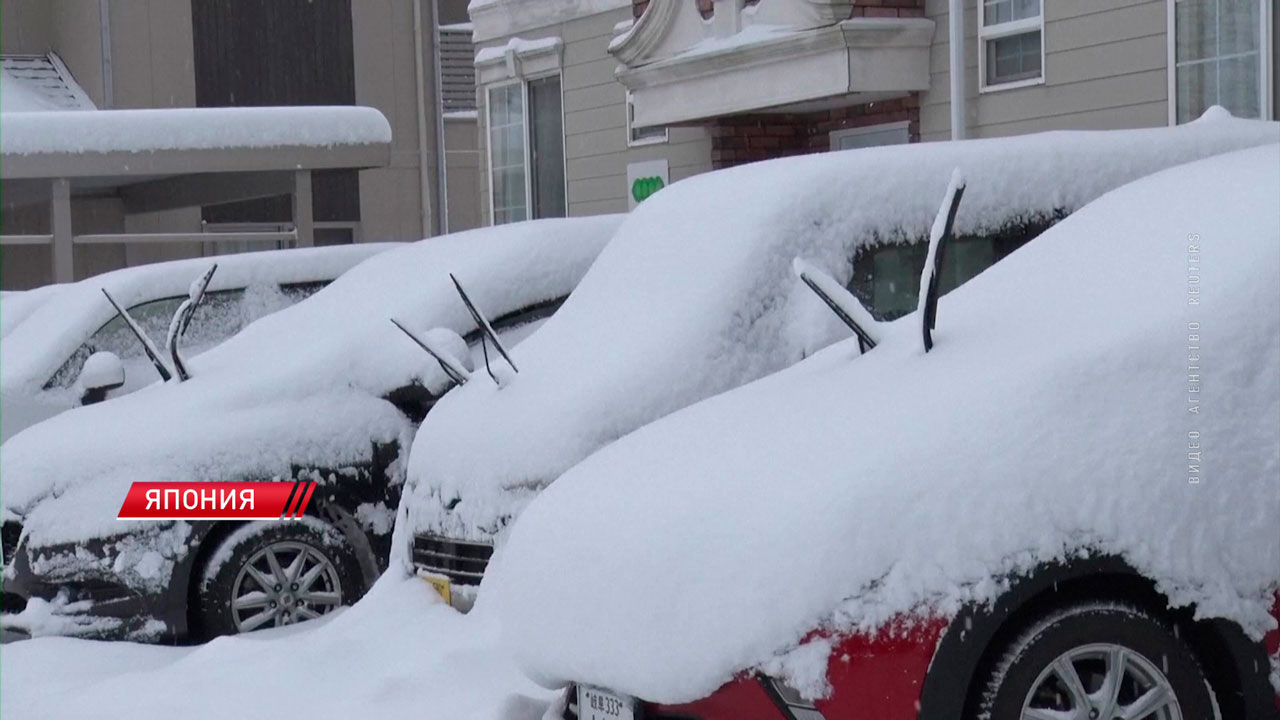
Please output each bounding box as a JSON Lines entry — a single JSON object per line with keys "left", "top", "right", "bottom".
{"left": 432, "top": 0, "right": 450, "bottom": 234}
{"left": 99, "top": 0, "right": 113, "bottom": 107}
{"left": 413, "top": 0, "right": 436, "bottom": 237}
{"left": 949, "top": 0, "right": 966, "bottom": 140}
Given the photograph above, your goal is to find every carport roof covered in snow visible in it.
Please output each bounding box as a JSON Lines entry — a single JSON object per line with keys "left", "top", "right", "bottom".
{"left": 0, "top": 101, "right": 392, "bottom": 283}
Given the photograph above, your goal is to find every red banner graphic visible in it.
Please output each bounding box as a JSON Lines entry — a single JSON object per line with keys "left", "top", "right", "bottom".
{"left": 117, "top": 481, "right": 317, "bottom": 520}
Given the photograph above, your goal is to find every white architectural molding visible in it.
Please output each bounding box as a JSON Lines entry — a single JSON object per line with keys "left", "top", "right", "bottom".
{"left": 615, "top": 10, "right": 934, "bottom": 127}
{"left": 469, "top": 0, "right": 631, "bottom": 43}
{"left": 474, "top": 36, "right": 564, "bottom": 85}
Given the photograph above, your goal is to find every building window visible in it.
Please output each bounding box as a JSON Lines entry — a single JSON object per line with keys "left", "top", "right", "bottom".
{"left": 830, "top": 121, "right": 910, "bottom": 151}
{"left": 979, "top": 0, "right": 1045, "bottom": 91}
{"left": 1170, "top": 0, "right": 1270, "bottom": 124}
{"left": 487, "top": 76, "right": 566, "bottom": 225}
{"left": 627, "top": 91, "right": 668, "bottom": 146}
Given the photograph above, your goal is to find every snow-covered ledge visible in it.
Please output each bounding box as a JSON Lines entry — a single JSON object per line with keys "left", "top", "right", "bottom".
{"left": 474, "top": 36, "right": 564, "bottom": 85}
{"left": 612, "top": 0, "right": 933, "bottom": 128}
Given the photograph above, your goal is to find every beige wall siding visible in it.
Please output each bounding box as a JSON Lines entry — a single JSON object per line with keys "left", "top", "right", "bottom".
{"left": 921, "top": 0, "right": 1170, "bottom": 141}
{"left": 444, "top": 116, "right": 483, "bottom": 232}
{"left": 475, "top": 6, "right": 711, "bottom": 224}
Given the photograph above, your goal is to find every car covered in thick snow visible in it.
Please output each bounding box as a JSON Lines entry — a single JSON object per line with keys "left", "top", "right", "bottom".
{"left": 0, "top": 244, "right": 395, "bottom": 443}
{"left": 493, "top": 146, "right": 1280, "bottom": 720}
{"left": 393, "top": 110, "right": 1279, "bottom": 611}
{"left": 0, "top": 216, "right": 621, "bottom": 642}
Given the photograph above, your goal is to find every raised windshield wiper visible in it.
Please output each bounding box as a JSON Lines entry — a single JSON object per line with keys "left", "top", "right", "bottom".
{"left": 450, "top": 273, "right": 518, "bottom": 384}
{"left": 101, "top": 289, "right": 172, "bottom": 383}
{"left": 389, "top": 318, "right": 472, "bottom": 387}
{"left": 919, "top": 168, "right": 966, "bottom": 352}
{"left": 165, "top": 263, "right": 217, "bottom": 382}
{"left": 792, "top": 258, "right": 880, "bottom": 353}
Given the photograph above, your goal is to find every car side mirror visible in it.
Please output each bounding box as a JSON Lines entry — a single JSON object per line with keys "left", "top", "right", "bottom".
{"left": 79, "top": 351, "right": 125, "bottom": 405}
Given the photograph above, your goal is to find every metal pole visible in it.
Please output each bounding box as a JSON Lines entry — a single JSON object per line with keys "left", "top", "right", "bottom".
{"left": 949, "top": 0, "right": 966, "bottom": 140}
{"left": 293, "top": 170, "right": 314, "bottom": 248}
{"left": 51, "top": 178, "right": 74, "bottom": 283}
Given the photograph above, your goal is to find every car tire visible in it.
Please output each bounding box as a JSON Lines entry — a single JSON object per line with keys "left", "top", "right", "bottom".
{"left": 977, "top": 602, "right": 1216, "bottom": 720}
{"left": 196, "top": 521, "right": 364, "bottom": 638}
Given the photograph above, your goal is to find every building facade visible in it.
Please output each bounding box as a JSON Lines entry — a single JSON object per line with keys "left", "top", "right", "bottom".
{"left": 1, "top": 0, "right": 481, "bottom": 289}
{"left": 469, "top": 0, "right": 1275, "bottom": 225}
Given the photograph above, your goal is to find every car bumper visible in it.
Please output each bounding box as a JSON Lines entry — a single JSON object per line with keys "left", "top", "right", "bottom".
{"left": 411, "top": 532, "right": 493, "bottom": 612}
{"left": 2, "top": 539, "right": 176, "bottom": 642}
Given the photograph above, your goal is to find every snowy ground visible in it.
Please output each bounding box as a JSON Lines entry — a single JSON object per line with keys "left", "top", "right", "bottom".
{"left": 0, "top": 575, "right": 554, "bottom": 720}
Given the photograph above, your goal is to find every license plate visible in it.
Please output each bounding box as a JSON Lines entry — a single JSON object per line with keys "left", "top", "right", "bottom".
{"left": 577, "top": 686, "right": 635, "bottom": 720}
{"left": 419, "top": 572, "right": 452, "bottom": 605}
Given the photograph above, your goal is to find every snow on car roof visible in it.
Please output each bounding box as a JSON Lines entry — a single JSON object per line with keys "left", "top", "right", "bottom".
{"left": 399, "top": 110, "right": 1278, "bottom": 545}
{"left": 0, "top": 243, "right": 398, "bottom": 395}
{"left": 492, "top": 145, "right": 1280, "bottom": 704}
{"left": 0, "top": 285, "right": 65, "bottom": 339}
{"left": 1, "top": 217, "right": 622, "bottom": 545}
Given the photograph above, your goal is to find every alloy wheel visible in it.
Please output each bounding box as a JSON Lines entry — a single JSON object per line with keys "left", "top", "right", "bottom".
{"left": 229, "top": 540, "right": 344, "bottom": 632}
{"left": 1021, "top": 643, "right": 1181, "bottom": 720}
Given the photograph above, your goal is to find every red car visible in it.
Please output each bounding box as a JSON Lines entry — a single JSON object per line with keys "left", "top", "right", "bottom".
{"left": 494, "top": 147, "right": 1280, "bottom": 720}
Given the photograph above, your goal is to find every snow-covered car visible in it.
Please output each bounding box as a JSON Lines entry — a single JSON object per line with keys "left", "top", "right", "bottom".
{"left": 393, "top": 110, "right": 1279, "bottom": 612}
{"left": 0, "top": 216, "right": 621, "bottom": 642}
{"left": 493, "top": 146, "right": 1280, "bottom": 720}
{"left": 0, "top": 244, "right": 396, "bottom": 443}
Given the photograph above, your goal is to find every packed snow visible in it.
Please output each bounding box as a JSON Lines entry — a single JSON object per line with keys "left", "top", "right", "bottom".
{"left": 1, "top": 217, "right": 620, "bottom": 550}
{"left": 0, "top": 576, "right": 556, "bottom": 720}
{"left": 0, "top": 285, "right": 64, "bottom": 338}
{"left": 474, "top": 37, "right": 563, "bottom": 64}
{"left": 0, "top": 106, "right": 391, "bottom": 156}
{"left": 491, "top": 145, "right": 1280, "bottom": 703}
{"left": 395, "top": 111, "right": 1278, "bottom": 560}
{"left": 0, "top": 69, "right": 76, "bottom": 113}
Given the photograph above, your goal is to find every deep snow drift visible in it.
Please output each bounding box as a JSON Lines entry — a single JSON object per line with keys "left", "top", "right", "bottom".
{"left": 492, "top": 146, "right": 1280, "bottom": 703}
{"left": 0, "top": 576, "right": 554, "bottom": 720}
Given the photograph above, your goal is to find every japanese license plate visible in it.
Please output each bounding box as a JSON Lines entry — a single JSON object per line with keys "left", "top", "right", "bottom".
{"left": 419, "top": 572, "right": 452, "bottom": 605}
{"left": 577, "top": 686, "right": 635, "bottom": 720}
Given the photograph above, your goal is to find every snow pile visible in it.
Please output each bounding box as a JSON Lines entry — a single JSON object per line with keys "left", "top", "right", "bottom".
{"left": 0, "top": 105, "right": 391, "bottom": 156}
{"left": 398, "top": 112, "right": 1278, "bottom": 551}
{"left": 1, "top": 217, "right": 621, "bottom": 548}
{"left": 1, "top": 285, "right": 64, "bottom": 338}
{"left": 492, "top": 145, "right": 1280, "bottom": 703}
{"left": 0, "top": 576, "right": 556, "bottom": 720}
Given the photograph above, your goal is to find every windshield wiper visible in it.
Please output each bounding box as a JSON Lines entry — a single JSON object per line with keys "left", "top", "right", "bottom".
{"left": 165, "top": 264, "right": 217, "bottom": 382}
{"left": 919, "top": 168, "right": 966, "bottom": 352}
{"left": 450, "top": 273, "right": 518, "bottom": 384}
{"left": 101, "top": 289, "right": 172, "bottom": 382}
{"left": 792, "top": 258, "right": 880, "bottom": 353}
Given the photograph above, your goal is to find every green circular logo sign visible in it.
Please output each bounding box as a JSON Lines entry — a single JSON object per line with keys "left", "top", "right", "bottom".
{"left": 631, "top": 175, "right": 665, "bottom": 203}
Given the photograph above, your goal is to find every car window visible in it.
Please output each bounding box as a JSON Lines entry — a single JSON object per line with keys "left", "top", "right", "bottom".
{"left": 848, "top": 213, "right": 1062, "bottom": 321}
{"left": 43, "top": 279, "right": 339, "bottom": 391}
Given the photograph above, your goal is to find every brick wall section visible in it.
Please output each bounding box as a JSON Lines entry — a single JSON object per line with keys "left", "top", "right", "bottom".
{"left": 710, "top": 94, "right": 920, "bottom": 169}
{"left": 633, "top": 0, "right": 924, "bottom": 21}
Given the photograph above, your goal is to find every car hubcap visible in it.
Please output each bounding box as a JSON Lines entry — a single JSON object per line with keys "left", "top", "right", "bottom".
{"left": 1021, "top": 643, "right": 1181, "bottom": 720}
{"left": 229, "top": 541, "right": 343, "bottom": 633}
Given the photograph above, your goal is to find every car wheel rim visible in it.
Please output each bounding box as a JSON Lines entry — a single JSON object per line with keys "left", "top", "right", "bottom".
{"left": 229, "top": 540, "right": 344, "bottom": 633}
{"left": 1021, "top": 642, "right": 1182, "bottom": 720}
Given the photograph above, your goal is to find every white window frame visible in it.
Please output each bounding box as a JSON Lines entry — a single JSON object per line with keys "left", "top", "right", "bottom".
{"left": 626, "top": 90, "right": 668, "bottom": 147}
{"left": 829, "top": 120, "right": 911, "bottom": 151}
{"left": 978, "top": 0, "right": 1047, "bottom": 93}
{"left": 484, "top": 70, "right": 568, "bottom": 226}
{"left": 1166, "top": 0, "right": 1273, "bottom": 125}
